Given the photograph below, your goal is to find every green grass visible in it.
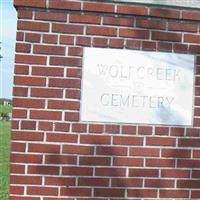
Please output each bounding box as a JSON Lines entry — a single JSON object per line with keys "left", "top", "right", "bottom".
{"left": 0, "top": 105, "right": 12, "bottom": 114}
{"left": 0, "top": 120, "right": 11, "bottom": 200}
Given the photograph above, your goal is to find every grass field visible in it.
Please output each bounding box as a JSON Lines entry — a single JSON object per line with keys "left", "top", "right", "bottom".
{"left": 0, "top": 110, "right": 11, "bottom": 199}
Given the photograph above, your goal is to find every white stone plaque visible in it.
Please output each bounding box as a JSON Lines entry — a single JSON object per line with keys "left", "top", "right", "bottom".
{"left": 81, "top": 47, "right": 195, "bottom": 126}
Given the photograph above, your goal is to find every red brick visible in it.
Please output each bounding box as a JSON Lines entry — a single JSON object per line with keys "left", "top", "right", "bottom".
{"left": 109, "top": 39, "right": 124, "bottom": 48}
{"left": 96, "top": 146, "right": 127, "bottom": 156}
{"left": 103, "top": 16, "right": 134, "bottom": 27}
{"left": 162, "top": 149, "right": 191, "bottom": 158}
{"left": 65, "top": 112, "right": 79, "bottom": 121}
{"left": 43, "top": 34, "right": 58, "bottom": 44}
{"left": 28, "top": 165, "right": 59, "bottom": 175}
{"left": 49, "top": 78, "right": 81, "bottom": 88}
{"left": 10, "top": 186, "right": 24, "bottom": 195}
{"left": 178, "top": 138, "right": 200, "bottom": 147}
{"left": 152, "top": 31, "right": 181, "bottom": 42}
{"left": 138, "top": 126, "right": 152, "bottom": 135}
{"left": 177, "top": 159, "right": 200, "bottom": 168}
{"left": 157, "top": 42, "right": 172, "bottom": 52}
{"left": 69, "top": 14, "right": 101, "bottom": 24}
{"left": 14, "top": 65, "right": 29, "bottom": 75}
{"left": 168, "top": 21, "right": 198, "bottom": 32}
{"left": 121, "top": 125, "right": 136, "bottom": 134}
{"left": 177, "top": 180, "right": 200, "bottom": 188}
{"left": 35, "top": 11, "right": 67, "bottom": 22}
{"left": 11, "top": 142, "right": 26, "bottom": 152}
{"left": 10, "top": 175, "right": 42, "bottom": 185}
{"left": 94, "top": 188, "right": 124, "bottom": 197}
{"left": 16, "top": 32, "right": 24, "bottom": 41}
{"left": 80, "top": 135, "right": 110, "bottom": 145}
{"left": 128, "top": 189, "right": 157, "bottom": 198}
{"left": 12, "top": 131, "right": 44, "bottom": 141}
{"left": 55, "top": 122, "right": 70, "bottom": 132}
{"left": 173, "top": 44, "right": 188, "bottom": 53}
{"left": 45, "top": 155, "right": 76, "bottom": 165}
{"left": 45, "top": 177, "right": 75, "bottom": 186}
{"left": 14, "top": 76, "right": 46, "bottom": 86}
{"left": 16, "top": 43, "right": 31, "bottom": 53}
{"left": 89, "top": 124, "right": 104, "bottom": 133}
{"left": 112, "top": 178, "right": 142, "bottom": 187}
{"left": 67, "top": 68, "right": 81, "bottom": 78}
{"left": 52, "top": 23, "right": 83, "bottom": 34}
{"left": 62, "top": 166, "right": 93, "bottom": 176}
{"left": 159, "top": 190, "right": 189, "bottom": 198}
{"left": 130, "top": 147, "right": 160, "bottom": 157}
{"left": 31, "top": 88, "right": 63, "bottom": 98}
{"left": 117, "top": 5, "right": 147, "bottom": 15}
{"left": 145, "top": 179, "right": 174, "bottom": 188}
{"left": 12, "top": 109, "right": 27, "bottom": 118}
{"left": 11, "top": 153, "right": 42, "bottom": 164}
{"left": 170, "top": 127, "right": 185, "bottom": 136}
{"left": 95, "top": 168, "right": 126, "bottom": 177}
{"left": 17, "top": 21, "right": 49, "bottom": 32}
{"left": 129, "top": 168, "right": 159, "bottom": 177}
{"left": 30, "top": 110, "right": 62, "bottom": 120}
{"left": 65, "top": 89, "right": 81, "bottom": 99}
{"left": 186, "top": 128, "right": 200, "bottom": 137}
{"left": 79, "top": 156, "right": 111, "bottom": 166}
{"left": 46, "top": 133, "right": 77, "bottom": 143}
{"left": 28, "top": 143, "right": 60, "bottom": 153}
{"left": 14, "top": 0, "right": 46, "bottom": 8}
{"left": 146, "top": 158, "right": 175, "bottom": 167}
{"left": 72, "top": 123, "right": 87, "bottom": 132}
{"left": 76, "top": 36, "right": 91, "bottom": 46}
{"left": 182, "top": 11, "right": 200, "bottom": 21}
{"left": 78, "top": 178, "right": 109, "bottom": 187}
{"left": 48, "top": 100, "right": 79, "bottom": 110}
{"left": 192, "top": 170, "right": 200, "bottom": 178}
{"left": 21, "top": 121, "right": 36, "bottom": 130}
{"left": 38, "top": 121, "right": 53, "bottom": 131}
{"left": 189, "top": 45, "right": 200, "bottom": 54}
{"left": 192, "top": 190, "right": 200, "bottom": 198}
{"left": 105, "top": 124, "right": 120, "bottom": 133}
{"left": 193, "top": 150, "right": 200, "bottom": 158}
{"left": 33, "top": 45, "right": 65, "bottom": 55}
{"left": 15, "top": 54, "right": 47, "bottom": 65}
{"left": 184, "top": 34, "right": 200, "bottom": 44}
{"left": 60, "top": 187, "right": 91, "bottom": 196}
{"left": 136, "top": 19, "right": 166, "bottom": 30}
{"left": 146, "top": 137, "right": 176, "bottom": 146}
{"left": 10, "top": 164, "right": 25, "bottom": 174}
{"left": 68, "top": 47, "right": 83, "bottom": 57}
{"left": 50, "top": 57, "right": 81, "bottom": 67}
{"left": 49, "top": 0, "right": 81, "bottom": 11}
{"left": 83, "top": 2, "right": 114, "bottom": 13}
{"left": 18, "top": 10, "right": 32, "bottom": 19}
{"left": 113, "top": 136, "right": 143, "bottom": 146}
{"left": 93, "top": 37, "right": 108, "bottom": 47}
{"left": 87, "top": 26, "right": 117, "bottom": 37}
{"left": 32, "top": 66, "right": 64, "bottom": 77}
{"left": 150, "top": 8, "right": 180, "bottom": 19}
{"left": 12, "top": 120, "right": 19, "bottom": 129}
{"left": 155, "top": 127, "right": 169, "bottom": 135}
{"left": 60, "top": 35, "right": 74, "bottom": 45}
{"left": 27, "top": 186, "right": 58, "bottom": 196}
{"left": 62, "top": 144, "right": 94, "bottom": 155}
{"left": 113, "top": 157, "right": 143, "bottom": 166}
{"left": 25, "top": 33, "right": 41, "bottom": 43}
{"left": 13, "top": 98, "right": 45, "bottom": 108}
{"left": 120, "top": 28, "right": 149, "bottom": 39}
{"left": 142, "top": 41, "right": 156, "bottom": 51}
{"left": 161, "top": 169, "right": 190, "bottom": 178}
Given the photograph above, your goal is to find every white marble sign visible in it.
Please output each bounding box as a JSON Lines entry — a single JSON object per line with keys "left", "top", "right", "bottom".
{"left": 81, "top": 48, "right": 195, "bottom": 125}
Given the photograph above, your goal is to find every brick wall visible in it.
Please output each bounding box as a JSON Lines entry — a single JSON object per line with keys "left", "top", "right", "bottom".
{"left": 11, "top": 0, "right": 200, "bottom": 199}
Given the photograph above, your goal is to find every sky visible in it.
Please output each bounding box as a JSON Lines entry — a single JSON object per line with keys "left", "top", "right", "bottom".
{"left": 0, "top": 0, "right": 17, "bottom": 99}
